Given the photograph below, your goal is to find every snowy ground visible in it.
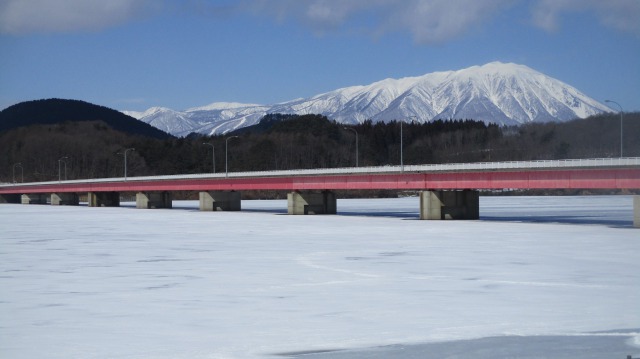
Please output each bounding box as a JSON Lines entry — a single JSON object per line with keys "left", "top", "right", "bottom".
{"left": 1, "top": 195, "right": 638, "bottom": 359}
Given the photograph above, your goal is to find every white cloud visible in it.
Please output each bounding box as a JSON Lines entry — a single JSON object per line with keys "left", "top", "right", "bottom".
{"left": 241, "top": 0, "right": 509, "bottom": 43}
{"left": 0, "top": 0, "right": 156, "bottom": 34}
{"left": 531, "top": 0, "right": 640, "bottom": 36}
{"left": 380, "top": 0, "right": 510, "bottom": 44}
{"left": 241, "top": 0, "right": 640, "bottom": 43}
{"left": 3, "top": 0, "right": 638, "bottom": 39}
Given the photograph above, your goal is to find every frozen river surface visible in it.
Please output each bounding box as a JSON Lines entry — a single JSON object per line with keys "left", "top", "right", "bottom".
{"left": 1, "top": 196, "right": 639, "bottom": 358}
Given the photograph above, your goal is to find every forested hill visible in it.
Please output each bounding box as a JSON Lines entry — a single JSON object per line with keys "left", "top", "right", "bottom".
{"left": 1, "top": 102, "right": 638, "bottom": 185}
{"left": 0, "top": 99, "right": 172, "bottom": 139}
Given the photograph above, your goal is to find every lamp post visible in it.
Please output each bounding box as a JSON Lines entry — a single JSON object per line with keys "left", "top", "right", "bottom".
{"left": 58, "top": 156, "right": 68, "bottom": 182}
{"left": 400, "top": 116, "right": 417, "bottom": 172}
{"left": 400, "top": 121, "right": 403, "bottom": 172}
{"left": 124, "top": 148, "right": 135, "bottom": 180}
{"left": 203, "top": 142, "right": 215, "bottom": 174}
{"left": 605, "top": 100, "right": 623, "bottom": 157}
{"left": 343, "top": 127, "right": 359, "bottom": 167}
{"left": 12, "top": 163, "right": 23, "bottom": 183}
{"left": 225, "top": 136, "right": 239, "bottom": 178}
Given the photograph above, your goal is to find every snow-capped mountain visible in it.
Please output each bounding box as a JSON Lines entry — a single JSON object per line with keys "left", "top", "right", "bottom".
{"left": 126, "top": 62, "right": 610, "bottom": 136}
{"left": 124, "top": 107, "right": 202, "bottom": 136}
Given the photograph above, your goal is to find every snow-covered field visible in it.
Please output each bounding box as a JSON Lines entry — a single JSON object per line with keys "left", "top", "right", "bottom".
{"left": 1, "top": 196, "right": 638, "bottom": 359}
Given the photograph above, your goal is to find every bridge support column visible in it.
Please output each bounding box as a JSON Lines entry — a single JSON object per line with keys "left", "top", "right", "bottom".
{"left": 288, "top": 191, "right": 337, "bottom": 215}
{"left": 199, "top": 191, "right": 241, "bottom": 211}
{"left": 0, "top": 194, "right": 20, "bottom": 204}
{"left": 21, "top": 193, "right": 48, "bottom": 205}
{"left": 88, "top": 192, "right": 120, "bottom": 207}
{"left": 420, "top": 190, "right": 479, "bottom": 220}
{"left": 634, "top": 195, "right": 640, "bottom": 228}
{"left": 51, "top": 193, "right": 79, "bottom": 206}
{"left": 136, "top": 191, "right": 172, "bottom": 209}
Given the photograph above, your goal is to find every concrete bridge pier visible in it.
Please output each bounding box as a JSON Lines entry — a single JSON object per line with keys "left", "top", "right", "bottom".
{"left": 51, "top": 193, "right": 79, "bottom": 206}
{"left": 136, "top": 191, "right": 172, "bottom": 209}
{"left": 199, "top": 191, "right": 241, "bottom": 211}
{"left": 88, "top": 192, "right": 120, "bottom": 207}
{"left": 420, "top": 190, "right": 480, "bottom": 220}
{"left": 21, "top": 193, "right": 48, "bottom": 205}
{"left": 288, "top": 191, "right": 337, "bottom": 215}
{"left": 634, "top": 195, "right": 639, "bottom": 228}
{"left": 0, "top": 194, "right": 21, "bottom": 204}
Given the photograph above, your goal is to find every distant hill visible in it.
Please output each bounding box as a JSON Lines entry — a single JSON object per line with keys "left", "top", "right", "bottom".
{"left": 230, "top": 113, "right": 308, "bottom": 135}
{"left": 0, "top": 99, "right": 172, "bottom": 139}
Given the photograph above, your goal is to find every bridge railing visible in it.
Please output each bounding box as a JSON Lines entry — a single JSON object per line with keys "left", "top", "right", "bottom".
{"left": 227, "top": 157, "right": 640, "bottom": 178}
{"left": 2, "top": 157, "right": 639, "bottom": 188}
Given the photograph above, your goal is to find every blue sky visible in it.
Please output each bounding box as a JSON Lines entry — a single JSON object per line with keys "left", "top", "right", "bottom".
{"left": 1, "top": 0, "right": 639, "bottom": 113}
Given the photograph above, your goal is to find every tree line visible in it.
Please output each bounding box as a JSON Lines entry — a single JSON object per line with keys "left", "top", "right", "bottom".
{"left": 1, "top": 111, "right": 638, "bottom": 184}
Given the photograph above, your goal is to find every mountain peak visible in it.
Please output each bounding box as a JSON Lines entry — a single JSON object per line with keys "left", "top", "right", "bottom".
{"left": 448, "top": 62, "right": 533, "bottom": 79}
{"left": 128, "top": 62, "right": 609, "bottom": 136}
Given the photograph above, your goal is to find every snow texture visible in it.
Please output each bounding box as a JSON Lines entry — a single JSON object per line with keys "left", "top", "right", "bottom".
{"left": 1, "top": 196, "right": 638, "bottom": 359}
{"left": 126, "top": 62, "right": 611, "bottom": 136}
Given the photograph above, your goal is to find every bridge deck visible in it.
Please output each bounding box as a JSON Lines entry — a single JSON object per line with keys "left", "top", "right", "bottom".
{"left": 2, "top": 158, "right": 639, "bottom": 194}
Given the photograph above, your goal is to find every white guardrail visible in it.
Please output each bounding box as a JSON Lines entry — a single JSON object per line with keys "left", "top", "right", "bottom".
{"left": 2, "top": 157, "right": 639, "bottom": 188}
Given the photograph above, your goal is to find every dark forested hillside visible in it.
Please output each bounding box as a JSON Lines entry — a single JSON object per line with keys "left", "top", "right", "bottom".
{"left": 1, "top": 107, "right": 638, "bottom": 184}
{"left": 1, "top": 121, "right": 149, "bottom": 182}
{"left": 0, "top": 99, "right": 172, "bottom": 139}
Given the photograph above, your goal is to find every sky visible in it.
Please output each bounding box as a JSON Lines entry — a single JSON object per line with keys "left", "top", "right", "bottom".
{"left": 1, "top": 0, "right": 639, "bottom": 113}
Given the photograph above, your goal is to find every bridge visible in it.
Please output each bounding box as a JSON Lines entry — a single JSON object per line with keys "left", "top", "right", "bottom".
{"left": 2, "top": 158, "right": 639, "bottom": 227}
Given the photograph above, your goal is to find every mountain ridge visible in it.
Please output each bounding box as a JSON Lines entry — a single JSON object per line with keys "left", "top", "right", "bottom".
{"left": 126, "top": 62, "right": 610, "bottom": 136}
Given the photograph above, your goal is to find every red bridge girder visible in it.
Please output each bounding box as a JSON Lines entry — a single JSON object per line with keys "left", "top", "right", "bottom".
{"left": 1, "top": 168, "right": 639, "bottom": 194}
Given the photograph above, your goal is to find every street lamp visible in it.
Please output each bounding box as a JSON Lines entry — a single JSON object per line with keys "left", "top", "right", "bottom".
{"left": 12, "top": 163, "right": 23, "bottom": 183}
{"left": 203, "top": 142, "right": 215, "bottom": 174}
{"left": 343, "top": 127, "right": 359, "bottom": 167}
{"left": 123, "top": 148, "right": 135, "bottom": 180}
{"left": 400, "top": 120, "right": 403, "bottom": 172}
{"left": 225, "top": 136, "right": 239, "bottom": 178}
{"left": 605, "top": 100, "right": 623, "bottom": 157}
{"left": 401, "top": 116, "right": 417, "bottom": 172}
{"left": 58, "top": 156, "right": 68, "bottom": 182}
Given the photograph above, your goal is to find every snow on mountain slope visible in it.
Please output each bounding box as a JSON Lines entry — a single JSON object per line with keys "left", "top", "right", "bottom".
{"left": 185, "top": 102, "right": 262, "bottom": 112}
{"left": 125, "top": 62, "right": 610, "bottom": 136}
{"left": 136, "top": 107, "right": 202, "bottom": 137}
{"left": 187, "top": 103, "right": 270, "bottom": 136}
{"left": 121, "top": 110, "right": 144, "bottom": 119}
